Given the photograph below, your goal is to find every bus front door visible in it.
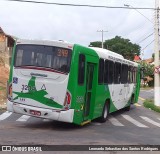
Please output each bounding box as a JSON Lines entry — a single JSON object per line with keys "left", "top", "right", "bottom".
{"left": 84, "top": 63, "right": 95, "bottom": 120}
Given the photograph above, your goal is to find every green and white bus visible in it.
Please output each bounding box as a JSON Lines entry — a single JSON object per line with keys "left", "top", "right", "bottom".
{"left": 7, "top": 39, "right": 141, "bottom": 125}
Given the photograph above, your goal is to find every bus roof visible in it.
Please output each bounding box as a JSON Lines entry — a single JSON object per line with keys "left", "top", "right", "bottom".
{"left": 90, "top": 47, "right": 124, "bottom": 59}
{"left": 16, "top": 39, "right": 73, "bottom": 49}
{"left": 90, "top": 47, "right": 138, "bottom": 67}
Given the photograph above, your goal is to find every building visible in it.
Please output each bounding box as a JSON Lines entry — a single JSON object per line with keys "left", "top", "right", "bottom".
{"left": 0, "top": 27, "right": 15, "bottom": 67}
{"left": 133, "top": 55, "right": 141, "bottom": 62}
{"left": 142, "top": 58, "right": 154, "bottom": 64}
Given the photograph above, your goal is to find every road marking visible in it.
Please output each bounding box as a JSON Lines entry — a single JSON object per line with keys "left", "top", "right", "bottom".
{"left": 139, "top": 97, "right": 145, "bottom": 101}
{"left": 109, "top": 116, "right": 124, "bottom": 126}
{"left": 122, "top": 115, "right": 148, "bottom": 128}
{"left": 135, "top": 103, "right": 141, "bottom": 107}
{"left": 16, "top": 115, "right": 30, "bottom": 122}
{"left": 0, "top": 111, "right": 12, "bottom": 121}
{"left": 140, "top": 116, "right": 160, "bottom": 127}
{"left": 43, "top": 119, "right": 51, "bottom": 122}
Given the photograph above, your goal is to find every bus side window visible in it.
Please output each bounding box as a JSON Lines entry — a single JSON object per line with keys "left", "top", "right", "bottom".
{"left": 131, "top": 66, "right": 134, "bottom": 83}
{"left": 125, "top": 65, "right": 128, "bottom": 83}
{"left": 98, "top": 58, "right": 104, "bottom": 84}
{"left": 121, "top": 64, "right": 128, "bottom": 84}
{"left": 128, "top": 66, "right": 130, "bottom": 83}
{"left": 114, "top": 62, "right": 121, "bottom": 84}
{"left": 128, "top": 66, "right": 132, "bottom": 83}
{"left": 133, "top": 67, "right": 137, "bottom": 83}
{"left": 78, "top": 54, "right": 85, "bottom": 85}
{"left": 104, "top": 60, "right": 109, "bottom": 84}
{"left": 135, "top": 67, "right": 137, "bottom": 83}
{"left": 108, "top": 61, "right": 114, "bottom": 84}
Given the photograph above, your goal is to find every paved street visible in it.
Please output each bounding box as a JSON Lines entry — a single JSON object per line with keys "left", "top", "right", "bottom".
{"left": 139, "top": 88, "right": 154, "bottom": 100}
{"left": 0, "top": 103, "right": 160, "bottom": 145}
{"left": 0, "top": 88, "right": 159, "bottom": 154}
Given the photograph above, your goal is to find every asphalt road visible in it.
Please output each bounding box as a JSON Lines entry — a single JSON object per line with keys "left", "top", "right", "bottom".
{"left": 0, "top": 104, "right": 160, "bottom": 145}
{"left": 0, "top": 89, "right": 159, "bottom": 153}
{"left": 139, "top": 88, "right": 154, "bottom": 100}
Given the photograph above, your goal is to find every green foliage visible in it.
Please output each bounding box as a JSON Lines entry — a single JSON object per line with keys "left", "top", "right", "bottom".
{"left": 152, "top": 53, "right": 154, "bottom": 60}
{"left": 139, "top": 61, "right": 154, "bottom": 77}
{"left": 144, "top": 99, "right": 160, "bottom": 113}
{"left": 139, "top": 61, "right": 154, "bottom": 87}
{"left": 89, "top": 41, "right": 102, "bottom": 48}
{"left": 89, "top": 36, "right": 141, "bottom": 60}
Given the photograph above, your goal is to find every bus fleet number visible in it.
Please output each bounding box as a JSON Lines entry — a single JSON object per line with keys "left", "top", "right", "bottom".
{"left": 21, "top": 85, "right": 36, "bottom": 92}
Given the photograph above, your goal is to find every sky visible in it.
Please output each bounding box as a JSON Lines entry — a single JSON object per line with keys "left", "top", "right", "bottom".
{"left": 0, "top": 0, "right": 156, "bottom": 59}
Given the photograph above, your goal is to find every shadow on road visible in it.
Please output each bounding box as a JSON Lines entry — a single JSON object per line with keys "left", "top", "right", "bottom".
{"left": 16, "top": 105, "right": 137, "bottom": 131}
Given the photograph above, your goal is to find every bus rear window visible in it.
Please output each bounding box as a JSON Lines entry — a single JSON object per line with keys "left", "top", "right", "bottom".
{"left": 14, "top": 45, "right": 72, "bottom": 73}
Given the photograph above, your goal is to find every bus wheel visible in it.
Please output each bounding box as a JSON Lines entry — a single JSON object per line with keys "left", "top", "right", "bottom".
{"left": 130, "top": 95, "right": 134, "bottom": 104}
{"left": 125, "top": 96, "right": 133, "bottom": 111}
{"left": 99, "top": 103, "right": 109, "bottom": 123}
{"left": 125, "top": 104, "right": 131, "bottom": 111}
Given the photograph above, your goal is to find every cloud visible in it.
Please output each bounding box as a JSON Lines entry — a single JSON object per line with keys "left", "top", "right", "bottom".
{"left": 0, "top": 0, "right": 155, "bottom": 59}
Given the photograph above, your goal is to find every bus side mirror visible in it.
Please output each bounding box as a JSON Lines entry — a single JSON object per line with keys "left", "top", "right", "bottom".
{"left": 140, "top": 67, "right": 145, "bottom": 79}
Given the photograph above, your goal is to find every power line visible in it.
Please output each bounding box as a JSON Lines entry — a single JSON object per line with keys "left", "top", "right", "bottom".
{"left": 140, "top": 39, "right": 154, "bottom": 60}
{"left": 141, "top": 39, "right": 154, "bottom": 51}
{"left": 3, "top": 0, "right": 158, "bottom": 10}
{"left": 138, "top": 33, "right": 154, "bottom": 44}
{"left": 124, "top": 4, "right": 153, "bottom": 23}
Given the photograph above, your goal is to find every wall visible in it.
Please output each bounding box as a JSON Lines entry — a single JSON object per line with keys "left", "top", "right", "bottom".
{"left": 0, "top": 34, "right": 13, "bottom": 68}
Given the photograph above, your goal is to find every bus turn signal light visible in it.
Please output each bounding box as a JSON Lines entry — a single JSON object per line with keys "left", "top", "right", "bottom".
{"left": 8, "top": 83, "right": 13, "bottom": 101}
{"left": 63, "top": 91, "right": 71, "bottom": 110}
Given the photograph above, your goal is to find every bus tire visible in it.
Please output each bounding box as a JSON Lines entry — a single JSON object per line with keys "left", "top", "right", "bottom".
{"left": 130, "top": 95, "right": 134, "bottom": 104}
{"left": 99, "top": 102, "right": 109, "bottom": 123}
{"left": 125, "top": 104, "right": 131, "bottom": 111}
{"left": 125, "top": 96, "right": 134, "bottom": 111}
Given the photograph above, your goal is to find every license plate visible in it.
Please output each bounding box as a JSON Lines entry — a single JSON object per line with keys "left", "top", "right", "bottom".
{"left": 30, "top": 110, "right": 41, "bottom": 116}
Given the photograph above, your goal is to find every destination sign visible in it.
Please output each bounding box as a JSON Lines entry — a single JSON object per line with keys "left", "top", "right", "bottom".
{"left": 56, "top": 48, "right": 69, "bottom": 57}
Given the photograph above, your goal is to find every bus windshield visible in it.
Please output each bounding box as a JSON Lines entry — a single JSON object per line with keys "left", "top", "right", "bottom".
{"left": 14, "top": 44, "right": 72, "bottom": 73}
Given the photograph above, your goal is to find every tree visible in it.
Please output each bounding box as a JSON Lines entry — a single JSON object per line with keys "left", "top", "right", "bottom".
{"left": 89, "top": 41, "right": 101, "bottom": 48}
{"left": 89, "top": 36, "right": 141, "bottom": 60}
{"left": 139, "top": 61, "right": 154, "bottom": 87}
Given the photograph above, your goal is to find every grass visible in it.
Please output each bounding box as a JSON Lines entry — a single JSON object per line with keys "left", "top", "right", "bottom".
{"left": 143, "top": 99, "right": 160, "bottom": 113}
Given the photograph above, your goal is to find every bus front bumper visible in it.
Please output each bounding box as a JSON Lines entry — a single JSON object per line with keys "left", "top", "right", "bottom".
{"left": 7, "top": 100, "right": 74, "bottom": 123}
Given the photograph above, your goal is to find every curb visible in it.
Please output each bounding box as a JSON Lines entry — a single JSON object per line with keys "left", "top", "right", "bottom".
{"left": 139, "top": 97, "right": 145, "bottom": 101}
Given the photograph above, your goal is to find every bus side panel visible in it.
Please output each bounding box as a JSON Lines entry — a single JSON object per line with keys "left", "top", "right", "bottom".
{"left": 93, "top": 85, "right": 108, "bottom": 119}
{"left": 93, "top": 84, "right": 125, "bottom": 118}
{"left": 134, "top": 65, "right": 141, "bottom": 103}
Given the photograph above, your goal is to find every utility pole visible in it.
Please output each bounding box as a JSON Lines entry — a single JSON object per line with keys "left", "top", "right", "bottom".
{"left": 97, "top": 30, "right": 107, "bottom": 48}
{"left": 154, "top": 0, "right": 160, "bottom": 106}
